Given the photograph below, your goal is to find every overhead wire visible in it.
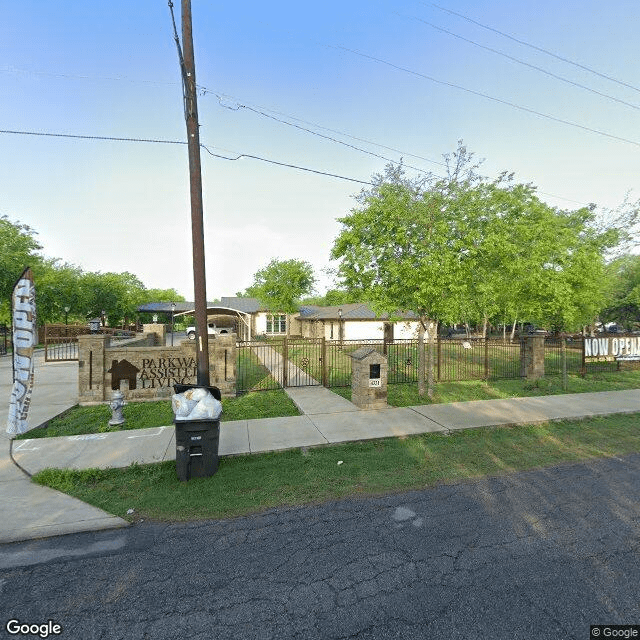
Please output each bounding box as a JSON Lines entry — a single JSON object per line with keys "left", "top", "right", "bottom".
{"left": 199, "top": 145, "right": 374, "bottom": 184}
{"left": 0, "top": 128, "right": 374, "bottom": 186}
{"left": 0, "top": 128, "right": 591, "bottom": 204}
{"left": 2, "top": 10, "right": 612, "bottom": 206}
{"left": 397, "top": 11, "right": 640, "bottom": 112}
{"left": 0, "top": 129, "right": 187, "bottom": 146}
{"left": 0, "top": 65, "right": 178, "bottom": 87}
{"left": 167, "top": 1, "right": 189, "bottom": 122}
{"left": 240, "top": 15, "right": 640, "bottom": 149}
{"left": 426, "top": 2, "right": 640, "bottom": 94}
{"left": 199, "top": 88, "right": 445, "bottom": 178}
{"left": 199, "top": 88, "right": 447, "bottom": 168}
{"left": 323, "top": 42, "right": 640, "bottom": 149}
{"left": 196, "top": 90, "right": 589, "bottom": 204}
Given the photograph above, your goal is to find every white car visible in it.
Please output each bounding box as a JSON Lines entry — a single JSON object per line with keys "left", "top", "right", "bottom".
{"left": 186, "top": 323, "right": 230, "bottom": 340}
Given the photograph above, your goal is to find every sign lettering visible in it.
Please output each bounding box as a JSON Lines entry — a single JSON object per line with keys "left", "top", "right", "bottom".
{"left": 584, "top": 336, "right": 640, "bottom": 363}
{"left": 7, "top": 269, "right": 36, "bottom": 435}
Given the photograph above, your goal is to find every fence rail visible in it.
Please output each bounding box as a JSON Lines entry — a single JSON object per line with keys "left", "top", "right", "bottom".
{"left": 43, "top": 325, "right": 136, "bottom": 362}
{"left": 45, "top": 337, "right": 79, "bottom": 362}
{"left": 0, "top": 324, "right": 9, "bottom": 356}
{"left": 237, "top": 336, "right": 569, "bottom": 394}
{"left": 236, "top": 334, "right": 638, "bottom": 395}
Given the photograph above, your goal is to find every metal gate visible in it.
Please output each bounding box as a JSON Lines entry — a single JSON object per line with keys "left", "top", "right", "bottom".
{"left": 44, "top": 325, "right": 83, "bottom": 362}
{"left": 45, "top": 336, "right": 79, "bottom": 362}
{"left": 43, "top": 324, "right": 136, "bottom": 362}
{"left": 237, "top": 339, "right": 324, "bottom": 394}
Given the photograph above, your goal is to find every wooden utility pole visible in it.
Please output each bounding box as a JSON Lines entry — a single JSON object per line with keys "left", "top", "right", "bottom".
{"left": 181, "top": 0, "right": 210, "bottom": 386}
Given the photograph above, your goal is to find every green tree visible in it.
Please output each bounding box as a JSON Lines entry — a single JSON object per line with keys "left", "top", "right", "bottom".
{"left": 332, "top": 165, "right": 472, "bottom": 397}
{"left": 32, "top": 259, "right": 85, "bottom": 324}
{"left": 331, "top": 144, "right": 631, "bottom": 396}
{"left": 601, "top": 255, "right": 640, "bottom": 329}
{"left": 0, "top": 216, "right": 42, "bottom": 323}
{"left": 466, "top": 184, "right": 614, "bottom": 338}
{"left": 80, "top": 271, "right": 146, "bottom": 327}
{"left": 246, "top": 259, "right": 316, "bottom": 336}
{"left": 301, "top": 288, "right": 358, "bottom": 307}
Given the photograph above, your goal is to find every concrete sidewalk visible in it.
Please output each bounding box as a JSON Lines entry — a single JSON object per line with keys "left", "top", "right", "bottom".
{"left": 11, "top": 389, "right": 640, "bottom": 478}
{"left": 1, "top": 353, "right": 128, "bottom": 544}
{"left": 2, "top": 351, "right": 640, "bottom": 544}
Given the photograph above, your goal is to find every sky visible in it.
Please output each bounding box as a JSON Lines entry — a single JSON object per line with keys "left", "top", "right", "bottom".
{"left": 2, "top": 1, "right": 640, "bottom": 302}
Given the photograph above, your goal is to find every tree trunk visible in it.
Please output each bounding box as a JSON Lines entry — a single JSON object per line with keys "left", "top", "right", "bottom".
{"left": 510, "top": 314, "right": 518, "bottom": 343}
{"left": 418, "top": 322, "right": 426, "bottom": 397}
{"left": 482, "top": 314, "right": 488, "bottom": 339}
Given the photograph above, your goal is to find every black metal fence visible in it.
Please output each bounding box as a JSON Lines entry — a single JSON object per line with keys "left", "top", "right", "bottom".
{"left": 236, "top": 335, "right": 637, "bottom": 395}
{"left": 43, "top": 324, "right": 137, "bottom": 362}
{"left": 237, "top": 337, "right": 527, "bottom": 394}
{"left": 0, "top": 324, "right": 9, "bottom": 356}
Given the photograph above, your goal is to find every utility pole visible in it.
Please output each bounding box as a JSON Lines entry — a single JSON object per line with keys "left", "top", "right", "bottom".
{"left": 180, "top": 0, "right": 210, "bottom": 386}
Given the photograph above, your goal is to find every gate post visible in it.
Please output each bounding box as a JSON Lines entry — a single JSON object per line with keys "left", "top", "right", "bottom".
{"left": 521, "top": 335, "right": 545, "bottom": 380}
{"left": 484, "top": 337, "right": 489, "bottom": 380}
{"left": 78, "top": 333, "right": 109, "bottom": 403}
{"left": 321, "top": 337, "right": 327, "bottom": 387}
{"left": 282, "top": 337, "right": 289, "bottom": 388}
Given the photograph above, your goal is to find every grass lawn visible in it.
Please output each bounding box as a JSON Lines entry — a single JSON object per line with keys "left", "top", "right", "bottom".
{"left": 33, "top": 412, "right": 640, "bottom": 522}
{"left": 331, "top": 370, "right": 640, "bottom": 405}
{"left": 17, "top": 390, "right": 301, "bottom": 440}
{"left": 19, "top": 370, "right": 640, "bottom": 440}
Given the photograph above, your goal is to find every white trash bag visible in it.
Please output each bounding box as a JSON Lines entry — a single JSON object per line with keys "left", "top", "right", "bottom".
{"left": 171, "top": 394, "right": 197, "bottom": 418}
{"left": 172, "top": 388, "right": 222, "bottom": 421}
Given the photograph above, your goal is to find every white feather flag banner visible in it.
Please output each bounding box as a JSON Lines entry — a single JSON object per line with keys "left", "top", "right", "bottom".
{"left": 7, "top": 268, "right": 36, "bottom": 436}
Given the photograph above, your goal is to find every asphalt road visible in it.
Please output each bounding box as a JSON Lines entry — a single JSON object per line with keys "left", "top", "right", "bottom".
{"left": 1, "top": 454, "right": 639, "bottom": 640}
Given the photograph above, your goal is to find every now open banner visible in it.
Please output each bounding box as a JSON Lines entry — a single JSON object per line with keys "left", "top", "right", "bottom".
{"left": 6, "top": 268, "right": 36, "bottom": 436}
{"left": 584, "top": 336, "right": 640, "bottom": 363}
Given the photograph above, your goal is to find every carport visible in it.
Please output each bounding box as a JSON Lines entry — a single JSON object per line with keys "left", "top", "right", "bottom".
{"left": 174, "top": 306, "right": 252, "bottom": 341}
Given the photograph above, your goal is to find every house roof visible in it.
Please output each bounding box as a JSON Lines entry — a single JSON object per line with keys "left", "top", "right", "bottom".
{"left": 138, "top": 298, "right": 262, "bottom": 314}
{"left": 137, "top": 302, "right": 214, "bottom": 313}
{"left": 138, "top": 298, "right": 416, "bottom": 320}
{"left": 219, "top": 297, "right": 262, "bottom": 313}
{"left": 297, "top": 303, "right": 417, "bottom": 321}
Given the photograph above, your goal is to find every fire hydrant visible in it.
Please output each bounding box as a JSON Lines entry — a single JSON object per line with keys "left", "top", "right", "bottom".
{"left": 109, "top": 390, "right": 126, "bottom": 426}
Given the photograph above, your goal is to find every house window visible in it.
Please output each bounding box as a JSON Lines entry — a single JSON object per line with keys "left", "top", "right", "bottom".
{"left": 266, "top": 314, "right": 286, "bottom": 334}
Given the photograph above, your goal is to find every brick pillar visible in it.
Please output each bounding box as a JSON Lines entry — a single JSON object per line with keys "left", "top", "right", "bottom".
{"left": 349, "top": 348, "right": 388, "bottom": 409}
{"left": 78, "top": 333, "right": 109, "bottom": 403}
{"left": 208, "top": 333, "right": 237, "bottom": 397}
{"left": 180, "top": 333, "right": 237, "bottom": 397}
{"left": 522, "top": 335, "right": 545, "bottom": 380}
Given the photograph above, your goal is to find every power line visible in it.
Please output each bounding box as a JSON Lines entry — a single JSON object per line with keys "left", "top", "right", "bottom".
{"left": 199, "top": 88, "right": 448, "bottom": 168}
{"left": 324, "top": 43, "right": 640, "bottom": 149}
{"left": 0, "top": 65, "right": 178, "bottom": 87}
{"left": 0, "top": 128, "right": 592, "bottom": 204}
{"left": 200, "top": 91, "right": 592, "bottom": 205}
{"left": 398, "top": 11, "right": 640, "bottom": 111}
{"left": 244, "top": 15, "right": 640, "bottom": 149}
{"left": 200, "top": 88, "right": 445, "bottom": 178}
{"left": 0, "top": 128, "right": 374, "bottom": 185}
{"left": 0, "top": 129, "right": 188, "bottom": 146}
{"left": 199, "top": 145, "right": 374, "bottom": 185}
{"left": 427, "top": 2, "right": 640, "bottom": 94}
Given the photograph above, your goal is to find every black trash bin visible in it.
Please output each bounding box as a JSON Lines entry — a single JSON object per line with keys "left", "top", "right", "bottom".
{"left": 173, "top": 384, "right": 222, "bottom": 482}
